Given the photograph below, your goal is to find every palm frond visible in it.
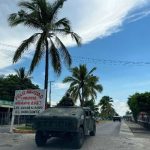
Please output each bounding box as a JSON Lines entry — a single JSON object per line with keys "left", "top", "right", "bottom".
{"left": 15, "top": 67, "right": 32, "bottom": 80}
{"left": 19, "top": 1, "right": 37, "bottom": 11}
{"left": 70, "top": 32, "right": 82, "bottom": 46}
{"left": 54, "top": 18, "right": 71, "bottom": 31}
{"left": 13, "top": 33, "right": 39, "bottom": 63}
{"left": 36, "top": 0, "right": 49, "bottom": 23}
{"left": 49, "top": 39, "right": 61, "bottom": 75}
{"left": 71, "top": 67, "right": 81, "bottom": 80}
{"left": 55, "top": 35, "right": 72, "bottom": 67}
{"left": 50, "top": 0, "right": 66, "bottom": 21}
{"left": 63, "top": 77, "right": 76, "bottom": 83}
{"left": 95, "top": 84, "right": 103, "bottom": 92}
{"left": 8, "top": 13, "right": 25, "bottom": 27}
{"left": 67, "top": 85, "right": 80, "bottom": 102}
{"left": 29, "top": 34, "right": 45, "bottom": 73}
{"left": 53, "top": 29, "right": 82, "bottom": 46}
{"left": 88, "top": 67, "right": 96, "bottom": 76}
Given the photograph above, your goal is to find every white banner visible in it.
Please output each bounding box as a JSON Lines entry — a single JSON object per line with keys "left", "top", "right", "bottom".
{"left": 13, "top": 89, "right": 46, "bottom": 115}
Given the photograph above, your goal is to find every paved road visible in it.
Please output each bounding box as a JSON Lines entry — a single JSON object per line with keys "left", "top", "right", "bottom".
{"left": 0, "top": 126, "right": 10, "bottom": 133}
{"left": 0, "top": 121, "right": 150, "bottom": 150}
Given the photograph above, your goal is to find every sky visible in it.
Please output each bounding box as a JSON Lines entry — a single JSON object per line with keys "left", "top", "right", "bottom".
{"left": 1, "top": 0, "right": 150, "bottom": 115}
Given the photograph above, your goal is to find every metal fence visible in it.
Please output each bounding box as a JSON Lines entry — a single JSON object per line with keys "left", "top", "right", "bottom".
{"left": 0, "top": 112, "right": 34, "bottom": 126}
{"left": 0, "top": 112, "right": 11, "bottom": 125}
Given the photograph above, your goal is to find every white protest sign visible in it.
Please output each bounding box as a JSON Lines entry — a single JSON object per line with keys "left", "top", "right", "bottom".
{"left": 13, "top": 89, "right": 46, "bottom": 115}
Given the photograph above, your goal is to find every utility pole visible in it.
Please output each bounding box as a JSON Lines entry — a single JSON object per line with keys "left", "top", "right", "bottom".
{"left": 49, "top": 81, "right": 54, "bottom": 107}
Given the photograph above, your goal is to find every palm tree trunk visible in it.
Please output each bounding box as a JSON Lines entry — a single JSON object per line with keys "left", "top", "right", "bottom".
{"left": 79, "top": 92, "right": 83, "bottom": 107}
{"left": 81, "top": 87, "right": 84, "bottom": 107}
{"left": 44, "top": 39, "right": 49, "bottom": 109}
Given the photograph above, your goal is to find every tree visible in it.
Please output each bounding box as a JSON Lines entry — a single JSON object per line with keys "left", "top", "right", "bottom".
{"left": 127, "top": 92, "right": 150, "bottom": 122}
{"left": 63, "top": 64, "right": 103, "bottom": 106}
{"left": 83, "top": 99, "right": 99, "bottom": 117}
{"left": 99, "top": 96, "right": 116, "bottom": 119}
{"left": 0, "top": 74, "right": 39, "bottom": 101}
{"left": 99, "top": 96, "right": 113, "bottom": 110}
{"left": 128, "top": 93, "right": 141, "bottom": 122}
{"left": 15, "top": 67, "right": 31, "bottom": 81}
{"left": 8, "top": 0, "right": 81, "bottom": 104}
{"left": 15, "top": 67, "right": 33, "bottom": 90}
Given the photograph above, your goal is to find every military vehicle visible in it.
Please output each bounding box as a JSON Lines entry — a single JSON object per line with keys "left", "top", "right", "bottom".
{"left": 33, "top": 106, "right": 96, "bottom": 149}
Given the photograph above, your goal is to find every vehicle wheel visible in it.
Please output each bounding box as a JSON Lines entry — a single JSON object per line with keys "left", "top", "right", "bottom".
{"left": 73, "top": 127, "right": 84, "bottom": 149}
{"left": 90, "top": 124, "right": 96, "bottom": 136}
{"left": 35, "top": 131, "right": 47, "bottom": 147}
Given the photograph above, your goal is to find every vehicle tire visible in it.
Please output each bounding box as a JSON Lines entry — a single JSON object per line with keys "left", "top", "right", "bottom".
{"left": 73, "top": 127, "right": 84, "bottom": 149}
{"left": 90, "top": 124, "right": 96, "bottom": 136}
{"left": 35, "top": 131, "right": 47, "bottom": 147}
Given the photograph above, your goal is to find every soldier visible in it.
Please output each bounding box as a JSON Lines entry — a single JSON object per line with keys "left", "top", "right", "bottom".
{"left": 57, "top": 93, "right": 74, "bottom": 106}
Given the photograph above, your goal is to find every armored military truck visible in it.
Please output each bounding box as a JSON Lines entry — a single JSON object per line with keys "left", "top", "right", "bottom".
{"left": 33, "top": 106, "right": 96, "bottom": 149}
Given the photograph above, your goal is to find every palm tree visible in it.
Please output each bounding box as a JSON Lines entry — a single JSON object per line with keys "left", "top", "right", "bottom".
{"left": 99, "top": 96, "right": 115, "bottom": 119}
{"left": 8, "top": 0, "right": 81, "bottom": 104}
{"left": 99, "top": 96, "right": 113, "bottom": 110}
{"left": 14, "top": 67, "right": 36, "bottom": 90}
{"left": 15, "top": 67, "right": 31, "bottom": 82}
{"left": 84, "top": 75, "right": 103, "bottom": 100}
{"left": 63, "top": 64, "right": 103, "bottom": 106}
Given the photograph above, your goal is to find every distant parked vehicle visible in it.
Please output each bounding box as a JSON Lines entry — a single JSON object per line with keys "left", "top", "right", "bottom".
{"left": 113, "top": 116, "right": 121, "bottom": 122}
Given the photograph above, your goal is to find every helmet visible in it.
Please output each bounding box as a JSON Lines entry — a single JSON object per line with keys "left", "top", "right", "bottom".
{"left": 66, "top": 92, "right": 70, "bottom": 97}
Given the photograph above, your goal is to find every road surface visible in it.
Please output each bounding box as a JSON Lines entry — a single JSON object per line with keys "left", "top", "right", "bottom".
{"left": 0, "top": 121, "right": 150, "bottom": 150}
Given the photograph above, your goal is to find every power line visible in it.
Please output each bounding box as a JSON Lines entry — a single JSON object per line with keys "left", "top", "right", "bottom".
{"left": 1, "top": 42, "right": 150, "bottom": 66}
{"left": 72, "top": 56, "right": 150, "bottom": 66}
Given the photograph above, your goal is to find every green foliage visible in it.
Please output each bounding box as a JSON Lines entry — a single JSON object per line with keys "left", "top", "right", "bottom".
{"left": 99, "top": 96, "right": 116, "bottom": 120}
{"left": 128, "top": 92, "right": 150, "bottom": 122}
{"left": 63, "top": 64, "right": 103, "bottom": 106}
{"left": 83, "top": 100, "right": 99, "bottom": 117}
{"left": 0, "top": 73, "right": 39, "bottom": 101}
{"left": 15, "top": 67, "right": 32, "bottom": 82}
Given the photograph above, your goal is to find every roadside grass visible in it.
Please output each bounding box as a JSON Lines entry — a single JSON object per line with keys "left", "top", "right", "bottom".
{"left": 97, "top": 120, "right": 112, "bottom": 124}
{"left": 16, "top": 124, "right": 34, "bottom": 131}
{"left": 16, "top": 126, "right": 34, "bottom": 131}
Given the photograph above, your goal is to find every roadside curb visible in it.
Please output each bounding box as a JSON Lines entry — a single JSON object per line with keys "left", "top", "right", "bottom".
{"left": 120, "top": 121, "right": 134, "bottom": 137}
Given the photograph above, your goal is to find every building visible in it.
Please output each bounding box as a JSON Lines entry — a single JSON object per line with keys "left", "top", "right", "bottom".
{"left": 0, "top": 100, "right": 13, "bottom": 125}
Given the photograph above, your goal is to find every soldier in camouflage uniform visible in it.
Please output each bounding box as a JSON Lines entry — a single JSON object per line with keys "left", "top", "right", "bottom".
{"left": 57, "top": 93, "right": 74, "bottom": 106}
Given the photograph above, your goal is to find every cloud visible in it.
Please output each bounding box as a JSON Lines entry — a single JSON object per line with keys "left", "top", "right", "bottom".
{"left": 53, "top": 82, "right": 69, "bottom": 90}
{"left": 113, "top": 100, "right": 129, "bottom": 116}
{"left": 126, "top": 9, "right": 150, "bottom": 23}
{"left": 0, "top": 0, "right": 149, "bottom": 69}
{"left": 60, "top": 0, "right": 150, "bottom": 46}
{"left": 0, "top": 68, "right": 15, "bottom": 76}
